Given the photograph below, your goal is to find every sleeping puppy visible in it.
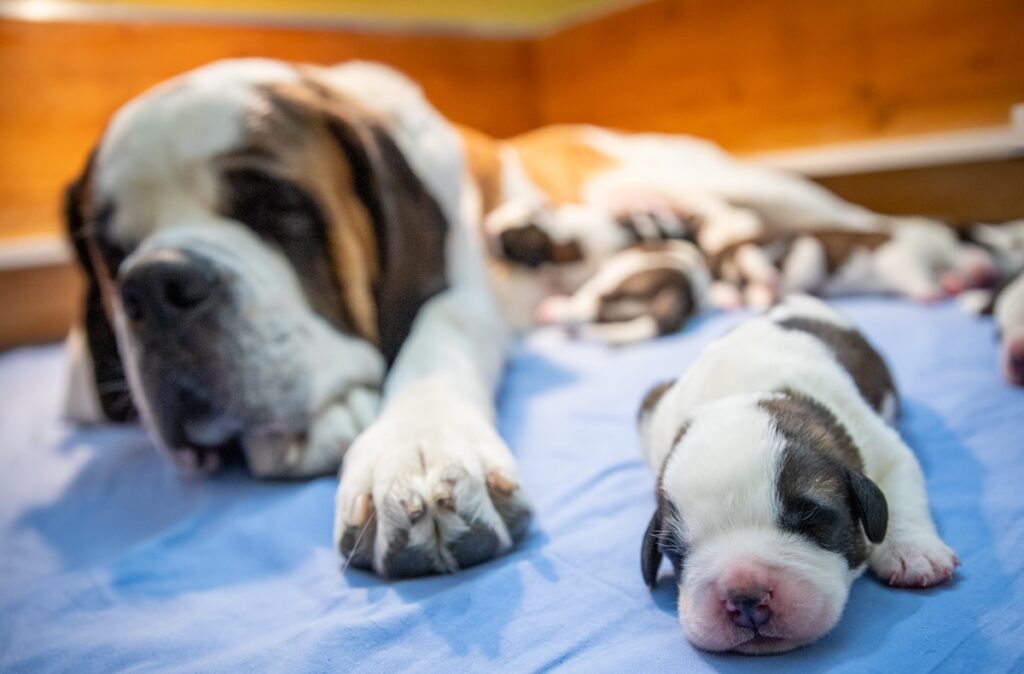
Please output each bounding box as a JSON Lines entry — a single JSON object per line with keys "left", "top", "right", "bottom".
{"left": 958, "top": 221, "right": 1024, "bottom": 385}
{"left": 534, "top": 240, "right": 711, "bottom": 345}
{"left": 994, "top": 274, "right": 1024, "bottom": 385}
{"left": 637, "top": 296, "right": 957, "bottom": 653}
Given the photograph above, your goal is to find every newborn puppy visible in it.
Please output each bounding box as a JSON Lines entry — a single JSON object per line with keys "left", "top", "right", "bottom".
{"left": 993, "top": 274, "right": 1024, "bottom": 385}
{"left": 638, "top": 296, "right": 957, "bottom": 654}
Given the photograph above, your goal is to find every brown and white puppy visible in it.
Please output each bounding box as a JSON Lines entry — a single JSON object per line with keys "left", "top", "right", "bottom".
{"left": 993, "top": 274, "right": 1024, "bottom": 385}
{"left": 958, "top": 221, "right": 1024, "bottom": 385}
{"left": 638, "top": 296, "right": 956, "bottom": 653}
{"left": 469, "top": 125, "right": 996, "bottom": 314}
{"left": 711, "top": 217, "right": 997, "bottom": 307}
{"left": 968, "top": 220, "right": 1024, "bottom": 281}
{"left": 63, "top": 59, "right": 531, "bottom": 577}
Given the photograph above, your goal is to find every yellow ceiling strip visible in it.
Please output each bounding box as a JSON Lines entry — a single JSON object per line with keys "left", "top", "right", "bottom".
{"left": 51, "top": 0, "right": 628, "bottom": 30}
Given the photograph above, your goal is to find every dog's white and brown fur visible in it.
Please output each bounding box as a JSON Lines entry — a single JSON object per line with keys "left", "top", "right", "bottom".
{"left": 469, "top": 125, "right": 998, "bottom": 319}
{"left": 64, "top": 58, "right": 979, "bottom": 583}
{"left": 638, "top": 296, "right": 957, "bottom": 653}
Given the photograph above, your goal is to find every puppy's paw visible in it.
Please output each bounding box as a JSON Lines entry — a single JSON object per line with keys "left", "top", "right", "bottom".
{"left": 870, "top": 535, "right": 958, "bottom": 588}
{"left": 168, "top": 447, "right": 223, "bottom": 476}
{"left": 333, "top": 396, "right": 531, "bottom": 578}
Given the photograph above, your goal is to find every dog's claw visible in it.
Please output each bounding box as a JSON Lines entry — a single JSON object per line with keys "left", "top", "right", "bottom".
{"left": 487, "top": 470, "right": 519, "bottom": 495}
{"left": 402, "top": 493, "right": 426, "bottom": 523}
{"left": 347, "top": 493, "right": 373, "bottom": 527}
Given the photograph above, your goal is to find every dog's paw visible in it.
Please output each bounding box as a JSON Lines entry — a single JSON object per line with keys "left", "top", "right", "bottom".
{"left": 243, "top": 387, "right": 380, "bottom": 479}
{"left": 333, "top": 392, "right": 531, "bottom": 578}
{"left": 870, "top": 535, "right": 959, "bottom": 588}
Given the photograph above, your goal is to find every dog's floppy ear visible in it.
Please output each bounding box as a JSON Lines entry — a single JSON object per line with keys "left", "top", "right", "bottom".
{"left": 63, "top": 152, "right": 136, "bottom": 423}
{"left": 323, "top": 117, "right": 449, "bottom": 364}
{"left": 641, "top": 507, "right": 664, "bottom": 588}
{"left": 848, "top": 470, "right": 888, "bottom": 544}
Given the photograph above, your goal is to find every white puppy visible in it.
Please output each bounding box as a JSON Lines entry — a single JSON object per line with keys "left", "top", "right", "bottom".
{"left": 638, "top": 296, "right": 957, "bottom": 654}
{"left": 994, "top": 274, "right": 1024, "bottom": 385}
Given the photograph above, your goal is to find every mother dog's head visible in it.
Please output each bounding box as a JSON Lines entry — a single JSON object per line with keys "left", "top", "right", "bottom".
{"left": 64, "top": 59, "right": 453, "bottom": 476}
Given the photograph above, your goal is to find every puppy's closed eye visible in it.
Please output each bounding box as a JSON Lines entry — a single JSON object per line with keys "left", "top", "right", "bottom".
{"left": 782, "top": 497, "right": 843, "bottom": 551}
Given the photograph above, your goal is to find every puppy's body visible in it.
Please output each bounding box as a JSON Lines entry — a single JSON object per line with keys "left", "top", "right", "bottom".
{"left": 958, "top": 221, "right": 1024, "bottom": 385}
{"left": 639, "top": 296, "right": 956, "bottom": 653}
{"left": 993, "top": 274, "right": 1024, "bottom": 385}
{"left": 466, "top": 124, "right": 992, "bottom": 323}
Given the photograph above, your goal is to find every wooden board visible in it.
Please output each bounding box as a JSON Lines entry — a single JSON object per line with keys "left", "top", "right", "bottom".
{"left": 0, "top": 18, "right": 537, "bottom": 242}
{"left": 0, "top": 263, "right": 83, "bottom": 350}
{"left": 535, "top": 0, "right": 1024, "bottom": 153}
{"left": 815, "top": 158, "right": 1024, "bottom": 226}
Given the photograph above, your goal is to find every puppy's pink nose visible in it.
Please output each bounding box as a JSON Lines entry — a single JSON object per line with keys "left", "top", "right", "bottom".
{"left": 726, "top": 590, "right": 772, "bottom": 630}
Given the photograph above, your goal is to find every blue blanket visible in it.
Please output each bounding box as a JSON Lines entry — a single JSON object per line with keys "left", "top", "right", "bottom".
{"left": 1, "top": 298, "right": 1022, "bottom": 672}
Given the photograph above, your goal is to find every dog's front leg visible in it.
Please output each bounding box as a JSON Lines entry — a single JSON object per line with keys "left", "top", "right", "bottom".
{"left": 332, "top": 287, "right": 531, "bottom": 578}
{"left": 866, "top": 436, "right": 958, "bottom": 588}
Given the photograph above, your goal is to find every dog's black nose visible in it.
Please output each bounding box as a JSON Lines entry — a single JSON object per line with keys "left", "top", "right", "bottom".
{"left": 726, "top": 592, "right": 772, "bottom": 630}
{"left": 119, "top": 250, "right": 218, "bottom": 326}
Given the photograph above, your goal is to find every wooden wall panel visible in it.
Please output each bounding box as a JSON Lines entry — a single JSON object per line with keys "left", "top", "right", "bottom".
{"left": 534, "top": 0, "right": 1024, "bottom": 153}
{"left": 0, "top": 263, "right": 82, "bottom": 350}
{"left": 815, "top": 158, "right": 1024, "bottom": 225}
{"left": 0, "top": 18, "right": 537, "bottom": 242}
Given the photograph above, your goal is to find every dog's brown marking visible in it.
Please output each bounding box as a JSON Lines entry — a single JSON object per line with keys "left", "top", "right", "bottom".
{"left": 509, "top": 125, "right": 615, "bottom": 205}
{"left": 254, "top": 78, "right": 384, "bottom": 345}
{"left": 252, "top": 69, "right": 450, "bottom": 362}
{"left": 776, "top": 316, "right": 897, "bottom": 417}
{"left": 64, "top": 150, "right": 136, "bottom": 422}
{"left": 761, "top": 391, "right": 888, "bottom": 566}
{"left": 456, "top": 124, "right": 504, "bottom": 220}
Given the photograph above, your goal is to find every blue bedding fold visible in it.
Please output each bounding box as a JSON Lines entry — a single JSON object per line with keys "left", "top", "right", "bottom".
{"left": 1, "top": 298, "right": 1022, "bottom": 673}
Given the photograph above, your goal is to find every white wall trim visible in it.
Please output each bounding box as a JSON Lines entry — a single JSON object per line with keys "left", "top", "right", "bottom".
{"left": 745, "top": 125, "right": 1024, "bottom": 177}
{"left": 0, "top": 235, "right": 73, "bottom": 271}
{"left": 2, "top": 123, "right": 1020, "bottom": 272}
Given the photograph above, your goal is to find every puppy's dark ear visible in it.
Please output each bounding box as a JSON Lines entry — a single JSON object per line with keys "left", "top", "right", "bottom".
{"left": 641, "top": 508, "right": 664, "bottom": 588}
{"left": 638, "top": 379, "right": 675, "bottom": 425}
{"left": 64, "top": 153, "right": 135, "bottom": 423}
{"left": 848, "top": 470, "right": 888, "bottom": 544}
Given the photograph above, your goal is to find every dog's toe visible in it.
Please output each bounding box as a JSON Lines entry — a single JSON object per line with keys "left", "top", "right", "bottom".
{"left": 337, "top": 458, "right": 531, "bottom": 578}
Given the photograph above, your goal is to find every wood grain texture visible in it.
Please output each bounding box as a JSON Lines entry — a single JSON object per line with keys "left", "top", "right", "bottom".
{"left": 815, "top": 158, "right": 1024, "bottom": 226}
{"left": 0, "top": 263, "right": 82, "bottom": 349}
{"left": 535, "top": 0, "right": 1024, "bottom": 153}
{"left": 0, "top": 18, "right": 537, "bottom": 242}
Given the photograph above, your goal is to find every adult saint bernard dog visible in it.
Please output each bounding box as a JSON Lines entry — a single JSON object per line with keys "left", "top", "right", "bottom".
{"left": 64, "top": 58, "right": 967, "bottom": 579}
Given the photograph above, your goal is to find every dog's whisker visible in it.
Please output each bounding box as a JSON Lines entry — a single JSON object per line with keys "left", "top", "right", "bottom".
{"left": 340, "top": 509, "right": 376, "bottom": 575}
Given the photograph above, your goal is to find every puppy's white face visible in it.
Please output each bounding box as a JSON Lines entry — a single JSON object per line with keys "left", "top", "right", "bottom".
{"left": 67, "top": 60, "right": 450, "bottom": 476}
{"left": 645, "top": 394, "right": 885, "bottom": 654}
{"left": 972, "top": 221, "right": 1024, "bottom": 278}
{"left": 995, "top": 274, "right": 1024, "bottom": 386}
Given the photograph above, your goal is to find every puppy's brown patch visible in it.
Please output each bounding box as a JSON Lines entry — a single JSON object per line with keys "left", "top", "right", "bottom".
{"left": 776, "top": 316, "right": 897, "bottom": 417}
